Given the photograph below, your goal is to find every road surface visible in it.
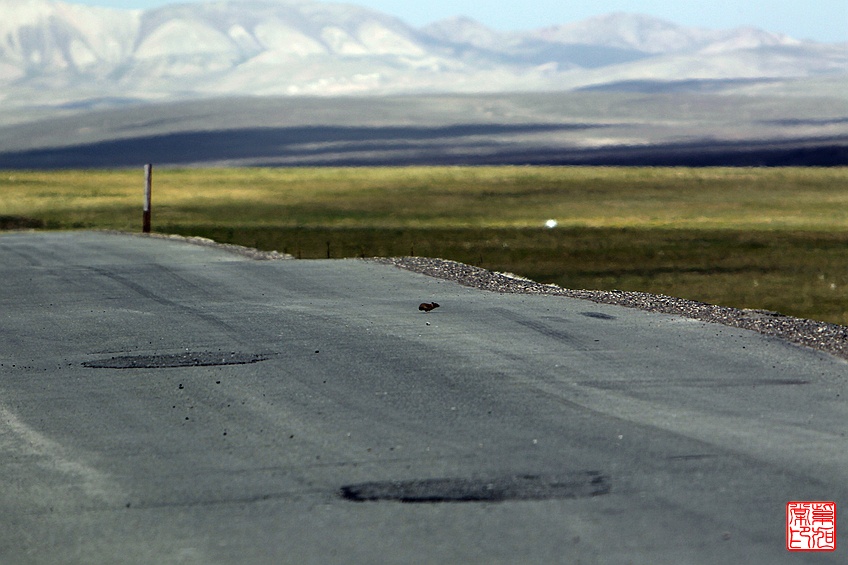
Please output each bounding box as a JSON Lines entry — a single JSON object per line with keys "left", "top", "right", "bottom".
{"left": 1, "top": 231, "right": 845, "bottom": 564}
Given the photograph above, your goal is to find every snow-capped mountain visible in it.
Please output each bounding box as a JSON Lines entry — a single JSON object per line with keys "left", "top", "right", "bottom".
{"left": 0, "top": 0, "right": 139, "bottom": 76}
{"left": 531, "top": 13, "right": 804, "bottom": 54}
{"left": 0, "top": 0, "right": 845, "bottom": 108}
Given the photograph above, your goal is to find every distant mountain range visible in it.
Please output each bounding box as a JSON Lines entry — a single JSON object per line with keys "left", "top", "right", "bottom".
{"left": 1, "top": 0, "right": 846, "bottom": 110}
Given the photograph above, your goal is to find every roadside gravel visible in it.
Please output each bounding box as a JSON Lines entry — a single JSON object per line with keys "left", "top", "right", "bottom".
{"left": 117, "top": 231, "right": 293, "bottom": 260}
{"left": 377, "top": 256, "right": 848, "bottom": 362}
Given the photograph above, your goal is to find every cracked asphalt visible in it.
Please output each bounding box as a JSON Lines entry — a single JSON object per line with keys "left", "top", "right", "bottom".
{"left": 1, "top": 231, "right": 846, "bottom": 564}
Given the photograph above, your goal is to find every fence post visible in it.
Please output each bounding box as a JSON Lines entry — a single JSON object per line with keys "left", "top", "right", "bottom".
{"left": 143, "top": 163, "right": 153, "bottom": 233}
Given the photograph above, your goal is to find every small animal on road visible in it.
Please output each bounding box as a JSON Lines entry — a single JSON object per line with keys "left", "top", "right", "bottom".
{"left": 419, "top": 302, "right": 440, "bottom": 313}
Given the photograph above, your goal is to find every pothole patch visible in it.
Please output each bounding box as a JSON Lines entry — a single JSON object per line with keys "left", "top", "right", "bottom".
{"left": 340, "top": 471, "right": 610, "bottom": 503}
{"left": 83, "top": 351, "right": 273, "bottom": 369}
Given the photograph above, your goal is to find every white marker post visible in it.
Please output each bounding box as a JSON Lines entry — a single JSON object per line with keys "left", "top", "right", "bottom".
{"left": 143, "top": 163, "right": 153, "bottom": 233}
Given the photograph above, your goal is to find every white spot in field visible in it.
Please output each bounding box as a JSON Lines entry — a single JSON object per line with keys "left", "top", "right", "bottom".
{"left": 545, "top": 219, "right": 558, "bottom": 228}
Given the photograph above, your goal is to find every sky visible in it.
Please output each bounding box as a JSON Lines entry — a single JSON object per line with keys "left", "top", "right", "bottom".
{"left": 69, "top": 0, "right": 847, "bottom": 43}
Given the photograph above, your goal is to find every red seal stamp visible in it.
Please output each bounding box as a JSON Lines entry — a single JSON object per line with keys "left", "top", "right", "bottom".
{"left": 786, "top": 501, "right": 836, "bottom": 551}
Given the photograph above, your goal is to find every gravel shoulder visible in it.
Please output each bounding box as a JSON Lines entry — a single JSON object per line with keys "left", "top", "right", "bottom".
{"left": 376, "top": 256, "right": 848, "bottom": 362}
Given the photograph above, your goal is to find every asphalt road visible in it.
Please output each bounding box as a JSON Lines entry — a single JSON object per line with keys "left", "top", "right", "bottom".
{"left": 1, "top": 231, "right": 846, "bottom": 564}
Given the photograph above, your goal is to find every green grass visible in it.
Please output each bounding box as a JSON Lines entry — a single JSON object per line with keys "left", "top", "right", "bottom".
{"left": 3, "top": 166, "right": 848, "bottom": 324}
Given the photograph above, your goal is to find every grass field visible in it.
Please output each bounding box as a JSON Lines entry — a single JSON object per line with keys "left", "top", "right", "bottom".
{"left": 3, "top": 166, "right": 848, "bottom": 324}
